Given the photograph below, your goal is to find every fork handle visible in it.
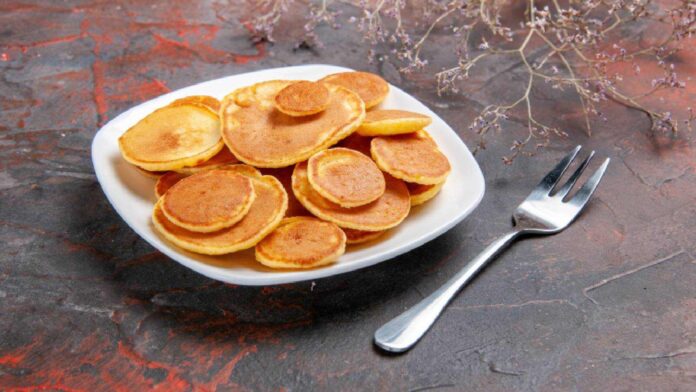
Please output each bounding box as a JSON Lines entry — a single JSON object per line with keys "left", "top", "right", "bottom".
{"left": 374, "top": 230, "right": 521, "bottom": 353}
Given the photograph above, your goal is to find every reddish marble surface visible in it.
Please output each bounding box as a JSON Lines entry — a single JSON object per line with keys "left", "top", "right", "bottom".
{"left": 1, "top": 1, "right": 695, "bottom": 391}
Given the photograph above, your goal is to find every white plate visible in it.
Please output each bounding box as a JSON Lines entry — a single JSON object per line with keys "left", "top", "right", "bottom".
{"left": 92, "top": 64, "right": 485, "bottom": 286}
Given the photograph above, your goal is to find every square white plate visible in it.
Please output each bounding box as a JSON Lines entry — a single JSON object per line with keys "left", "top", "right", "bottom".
{"left": 92, "top": 64, "right": 485, "bottom": 286}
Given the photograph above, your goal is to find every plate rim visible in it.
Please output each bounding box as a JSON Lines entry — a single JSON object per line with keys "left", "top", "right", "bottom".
{"left": 92, "top": 64, "right": 485, "bottom": 286}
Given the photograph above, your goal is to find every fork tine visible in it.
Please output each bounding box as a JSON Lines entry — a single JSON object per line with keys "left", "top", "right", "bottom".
{"left": 532, "top": 145, "right": 581, "bottom": 196}
{"left": 555, "top": 150, "right": 595, "bottom": 199}
{"left": 568, "top": 158, "right": 610, "bottom": 209}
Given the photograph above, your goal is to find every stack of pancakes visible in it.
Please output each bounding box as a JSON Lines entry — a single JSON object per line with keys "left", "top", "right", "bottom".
{"left": 118, "top": 71, "right": 451, "bottom": 269}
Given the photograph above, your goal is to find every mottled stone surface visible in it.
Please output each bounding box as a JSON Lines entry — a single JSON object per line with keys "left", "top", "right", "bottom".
{"left": 1, "top": 1, "right": 695, "bottom": 391}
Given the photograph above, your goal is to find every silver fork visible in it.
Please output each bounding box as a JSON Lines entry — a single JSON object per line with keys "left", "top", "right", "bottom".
{"left": 374, "top": 145, "right": 609, "bottom": 353}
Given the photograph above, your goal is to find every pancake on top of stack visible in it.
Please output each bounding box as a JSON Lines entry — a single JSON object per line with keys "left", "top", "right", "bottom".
{"left": 320, "top": 71, "right": 389, "bottom": 109}
{"left": 307, "top": 147, "right": 386, "bottom": 208}
{"left": 160, "top": 169, "right": 256, "bottom": 233}
{"left": 274, "top": 81, "right": 330, "bottom": 117}
{"left": 371, "top": 130, "right": 451, "bottom": 185}
{"left": 152, "top": 167, "right": 288, "bottom": 255}
{"left": 118, "top": 71, "right": 453, "bottom": 270}
{"left": 119, "top": 96, "right": 224, "bottom": 171}
{"left": 292, "top": 161, "right": 410, "bottom": 232}
{"left": 357, "top": 109, "right": 432, "bottom": 136}
{"left": 255, "top": 217, "right": 346, "bottom": 269}
{"left": 220, "top": 80, "right": 365, "bottom": 168}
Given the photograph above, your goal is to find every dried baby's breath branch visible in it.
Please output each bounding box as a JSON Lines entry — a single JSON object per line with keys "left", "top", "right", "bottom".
{"left": 246, "top": 0, "right": 695, "bottom": 163}
{"left": 248, "top": 0, "right": 293, "bottom": 43}
{"left": 301, "top": 0, "right": 342, "bottom": 48}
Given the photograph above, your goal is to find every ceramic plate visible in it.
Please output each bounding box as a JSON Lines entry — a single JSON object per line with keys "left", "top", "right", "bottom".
{"left": 92, "top": 64, "right": 485, "bottom": 285}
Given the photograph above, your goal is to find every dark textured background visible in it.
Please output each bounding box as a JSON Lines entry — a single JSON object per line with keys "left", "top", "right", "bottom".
{"left": 1, "top": 1, "right": 695, "bottom": 391}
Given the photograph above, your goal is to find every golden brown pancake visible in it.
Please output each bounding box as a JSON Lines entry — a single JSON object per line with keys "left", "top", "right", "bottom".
{"left": 320, "top": 72, "right": 389, "bottom": 109}
{"left": 307, "top": 148, "right": 385, "bottom": 208}
{"left": 274, "top": 81, "right": 329, "bottom": 117}
{"left": 221, "top": 80, "right": 365, "bottom": 168}
{"left": 161, "top": 170, "right": 256, "bottom": 233}
{"left": 338, "top": 132, "right": 373, "bottom": 156}
{"left": 407, "top": 181, "right": 445, "bottom": 206}
{"left": 292, "top": 161, "right": 410, "bottom": 231}
{"left": 152, "top": 174, "right": 288, "bottom": 255}
{"left": 216, "top": 163, "right": 263, "bottom": 178}
{"left": 135, "top": 166, "right": 166, "bottom": 179}
{"left": 174, "top": 147, "right": 240, "bottom": 175}
{"left": 260, "top": 167, "right": 310, "bottom": 217}
{"left": 169, "top": 95, "right": 221, "bottom": 114}
{"left": 119, "top": 104, "right": 224, "bottom": 171}
{"left": 255, "top": 217, "right": 346, "bottom": 269}
{"left": 343, "top": 228, "right": 386, "bottom": 245}
{"left": 155, "top": 171, "right": 186, "bottom": 198}
{"left": 371, "top": 131, "right": 451, "bottom": 185}
{"left": 357, "top": 110, "right": 432, "bottom": 136}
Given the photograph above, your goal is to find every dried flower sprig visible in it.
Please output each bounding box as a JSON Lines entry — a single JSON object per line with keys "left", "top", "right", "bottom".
{"left": 247, "top": 0, "right": 695, "bottom": 163}
{"left": 248, "top": 0, "right": 293, "bottom": 44}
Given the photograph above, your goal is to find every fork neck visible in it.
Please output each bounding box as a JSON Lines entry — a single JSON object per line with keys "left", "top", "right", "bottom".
{"left": 484, "top": 230, "right": 523, "bottom": 258}
{"left": 505, "top": 229, "right": 524, "bottom": 240}
{"left": 460, "top": 230, "right": 523, "bottom": 276}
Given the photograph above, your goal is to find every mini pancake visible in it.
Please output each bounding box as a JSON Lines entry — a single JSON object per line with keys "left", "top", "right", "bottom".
{"left": 174, "top": 147, "right": 240, "bottom": 175}
{"left": 307, "top": 148, "right": 385, "bottom": 208}
{"left": 255, "top": 217, "right": 346, "bottom": 269}
{"left": 161, "top": 170, "right": 255, "bottom": 233}
{"left": 219, "top": 163, "right": 263, "bottom": 178}
{"left": 261, "top": 167, "right": 309, "bottom": 217}
{"left": 221, "top": 80, "right": 365, "bottom": 168}
{"left": 371, "top": 131, "right": 451, "bottom": 185}
{"left": 338, "top": 132, "right": 373, "bottom": 156}
{"left": 357, "top": 110, "right": 432, "bottom": 136}
{"left": 153, "top": 174, "right": 288, "bottom": 255}
{"left": 320, "top": 72, "right": 389, "bottom": 109}
{"left": 407, "top": 181, "right": 445, "bottom": 206}
{"left": 135, "top": 166, "right": 166, "bottom": 179}
{"left": 292, "top": 161, "right": 410, "bottom": 231}
{"left": 343, "top": 228, "right": 386, "bottom": 245}
{"left": 119, "top": 104, "right": 224, "bottom": 171}
{"left": 169, "top": 95, "right": 221, "bottom": 114}
{"left": 155, "top": 172, "right": 186, "bottom": 198}
{"left": 274, "top": 81, "right": 329, "bottom": 116}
